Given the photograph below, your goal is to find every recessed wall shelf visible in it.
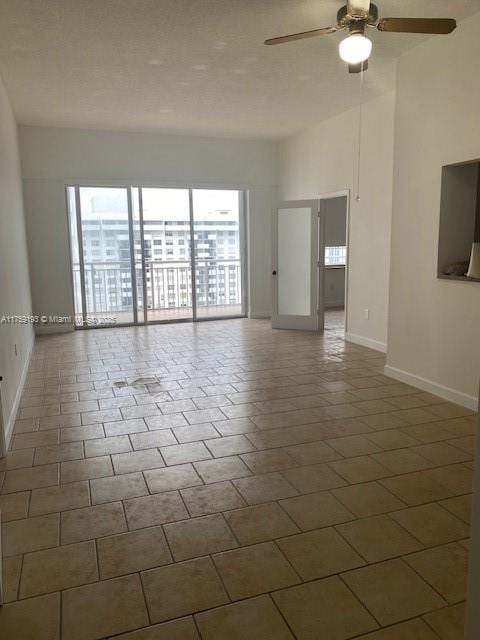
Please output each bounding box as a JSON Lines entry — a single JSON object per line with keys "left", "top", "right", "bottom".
{"left": 438, "top": 274, "right": 480, "bottom": 284}
{"left": 438, "top": 158, "right": 480, "bottom": 282}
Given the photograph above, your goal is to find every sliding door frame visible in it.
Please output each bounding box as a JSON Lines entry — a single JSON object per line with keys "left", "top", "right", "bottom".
{"left": 239, "top": 189, "right": 248, "bottom": 320}
{"left": 126, "top": 187, "right": 138, "bottom": 325}
{"left": 189, "top": 186, "right": 247, "bottom": 323}
{"left": 137, "top": 187, "right": 148, "bottom": 325}
{"left": 188, "top": 188, "right": 198, "bottom": 322}
{"left": 66, "top": 183, "right": 248, "bottom": 329}
{"left": 138, "top": 185, "right": 194, "bottom": 326}
{"left": 73, "top": 185, "right": 87, "bottom": 326}
{"left": 67, "top": 184, "right": 136, "bottom": 329}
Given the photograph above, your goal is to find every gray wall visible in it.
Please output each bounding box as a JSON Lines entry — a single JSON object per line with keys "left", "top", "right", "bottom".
{"left": 325, "top": 268, "right": 346, "bottom": 308}
{"left": 324, "top": 196, "right": 347, "bottom": 247}
{"left": 324, "top": 196, "right": 347, "bottom": 308}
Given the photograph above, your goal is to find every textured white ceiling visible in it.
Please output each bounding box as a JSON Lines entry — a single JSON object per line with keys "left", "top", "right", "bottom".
{"left": 0, "top": 0, "right": 478, "bottom": 139}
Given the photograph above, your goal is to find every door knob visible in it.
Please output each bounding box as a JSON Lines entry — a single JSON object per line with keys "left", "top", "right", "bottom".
{"left": 272, "top": 270, "right": 277, "bottom": 276}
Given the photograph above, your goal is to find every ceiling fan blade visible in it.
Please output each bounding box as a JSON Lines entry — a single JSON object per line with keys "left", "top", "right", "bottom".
{"left": 347, "top": 0, "right": 371, "bottom": 18}
{"left": 377, "top": 17, "right": 456, "bottom": 34}
{"left": 349, "top": 59, "right": 369, "bottom": 74}
{"left": 264, "top": 26, "right": 337, "bottom": 45}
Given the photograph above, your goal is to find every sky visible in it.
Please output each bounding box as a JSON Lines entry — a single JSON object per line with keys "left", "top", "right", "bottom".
{"left": 78, "top": 186, "right": 239, "bottom": 221}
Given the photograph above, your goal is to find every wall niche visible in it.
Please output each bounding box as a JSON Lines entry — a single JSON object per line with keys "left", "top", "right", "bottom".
{"left": 438, "top": 159, "right": 480, "bottom": 282}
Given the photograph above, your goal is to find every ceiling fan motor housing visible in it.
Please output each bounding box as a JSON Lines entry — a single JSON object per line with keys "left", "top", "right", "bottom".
{"left": 337, "top": 3, "right": 378, "bottom": 27}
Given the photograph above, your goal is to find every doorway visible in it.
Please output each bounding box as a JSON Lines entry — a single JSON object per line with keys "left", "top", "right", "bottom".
{"left": 320, "top": 194, "right": 348, "bottom": 335}
{"left": 271, "top": 193, "right": 349, "bottom": 333}
{"left": 67, "top": 185, "right": 246, "bottom": 327}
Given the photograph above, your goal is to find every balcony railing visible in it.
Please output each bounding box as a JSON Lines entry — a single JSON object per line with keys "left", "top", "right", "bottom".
{"left": 146, "top": 260, "right": 191, "bottom": 311}
{"left": 72, "top": 260, "right": 242, "bottom": 316}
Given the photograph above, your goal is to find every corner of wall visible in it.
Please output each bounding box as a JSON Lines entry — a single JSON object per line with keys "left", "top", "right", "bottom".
{"left": 384, "top": 364, "right": 478, "bottom": 411}
{"left": 2, "top": 330, "right": 35, "bottom": 452}
{"left": 345, "top": 332, "right": 387, "bottom": 354}
{"left": 0, "top": 72, "right": 34, "bottom": 457}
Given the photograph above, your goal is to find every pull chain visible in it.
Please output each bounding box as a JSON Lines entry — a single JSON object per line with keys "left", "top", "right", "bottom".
{"left": 356, "top": 64, "right": 365, "bottom": 203}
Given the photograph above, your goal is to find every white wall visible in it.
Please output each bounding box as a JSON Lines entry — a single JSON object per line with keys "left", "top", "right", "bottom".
{"left": 0, "top": 76, "right": 34, "bottom": 450}
{"left": 279, "top": 90, "right": 396, "bottom": 351}
{"left": 385, "top": 13, "right": 480, "bottom": 409}
{"left": 19, "top": 127, "right": 278, "bottom": 326}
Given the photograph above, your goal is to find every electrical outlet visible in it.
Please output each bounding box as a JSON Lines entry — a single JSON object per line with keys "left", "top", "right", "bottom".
{"left": 364, "top": 309, "right": 370, "bottom": 320}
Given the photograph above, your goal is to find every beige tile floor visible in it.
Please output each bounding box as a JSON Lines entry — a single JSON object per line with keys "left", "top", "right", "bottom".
{"left": 0, "top": 313, "right": 476, "bottom": 639}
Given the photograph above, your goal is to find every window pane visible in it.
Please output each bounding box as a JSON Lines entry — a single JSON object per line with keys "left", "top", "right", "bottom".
{"left": 325, "top": 246, "right": 347, "bottom": 266}
{"left": 141, "top": 188, "right": 192, "bottom": 322}
{"left": 192, "top": 190, "right": 243, "bottom": 318}
{"left": 79, "top": 187, "right": 134, "bottom": 325}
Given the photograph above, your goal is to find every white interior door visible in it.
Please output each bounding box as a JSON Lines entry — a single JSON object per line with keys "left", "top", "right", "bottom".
{"left": 272, "top": 200, "right": 321, "bottom": 330}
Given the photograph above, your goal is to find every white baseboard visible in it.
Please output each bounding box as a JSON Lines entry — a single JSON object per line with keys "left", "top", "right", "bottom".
{"left": 35, "top": 323, "right": 75, "bottom": 335}
{"left": 384, "top": 364, "right": 478, "bottom": 411}
{"left": 249, "top": 311, "right": 271, "bottom": 319}
{"left": 325, "top": 301, "right": 345, "bottom": 309}
{"left": 3, "top": 332, "right": 35, "bottom": 452}
{"left": 345, "top": 332, "right": 387, "bottom": 353}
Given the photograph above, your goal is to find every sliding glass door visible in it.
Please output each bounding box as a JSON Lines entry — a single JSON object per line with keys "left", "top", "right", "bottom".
{"left": 68, "top": 186, "right": 136, "bottom": 327}
{"left": 67, "top": 185, "right": 246, "bottom": 327}
{"left": 140, "top": 188, "right": 193, "bottom": 323}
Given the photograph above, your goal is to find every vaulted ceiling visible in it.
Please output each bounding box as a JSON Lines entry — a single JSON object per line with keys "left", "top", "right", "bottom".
{"left": 0, "top": 0, "right": 478, "bottom": 139}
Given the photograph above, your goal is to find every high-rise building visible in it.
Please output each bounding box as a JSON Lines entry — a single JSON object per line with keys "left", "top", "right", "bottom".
{"left": 77, "top": 189, "right": 241, "bottom": 316}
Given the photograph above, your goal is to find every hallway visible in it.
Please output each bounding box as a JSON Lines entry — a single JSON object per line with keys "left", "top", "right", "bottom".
{"left": 0, "top": 319, "right": 475, "bottom": 639}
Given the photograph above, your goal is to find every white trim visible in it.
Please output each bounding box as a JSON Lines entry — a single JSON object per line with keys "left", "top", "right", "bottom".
{"left": 35, "top": 324, "right": 75, "bottom": 335}
{"left": 325, "top": 300, "right": 345, "bottom": 308}
{"left": 3, "top": 333, "right": 35, "bottom": 451}
{"left": 58, "top": 177, "right": 258, "bottom": 191}
{"left": 239, "top": 190, "right": 249, "bottom": 319}
{"left": 345, "top": 332, "right": 387, "bottom": 353}
{"left": 384, "top": 364, "right": 478, "bottom": 411}
{"left": 249, "top": 311, "right": 271, "bottom": 319}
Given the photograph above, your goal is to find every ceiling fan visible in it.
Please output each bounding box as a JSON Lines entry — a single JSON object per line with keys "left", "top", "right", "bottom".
{"left": 264, "top": 0, "right": 456, "bottom": 73}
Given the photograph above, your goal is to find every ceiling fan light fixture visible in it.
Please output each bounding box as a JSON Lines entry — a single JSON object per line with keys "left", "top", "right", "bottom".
{"left": 338, "top": 33, "right": 372, "bottom": 64}
{"left": 265, "top": 3, "right": 456, "bottom": 75}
